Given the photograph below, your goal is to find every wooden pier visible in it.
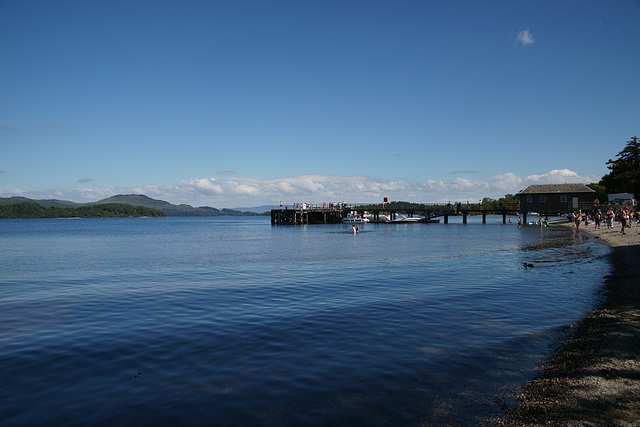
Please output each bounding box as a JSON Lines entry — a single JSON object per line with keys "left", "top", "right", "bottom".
{"left": 270, "top": 207, "right": 345, "bottom": 225}
{"left": 270, "top": 204, "right": 525, "bottom": 225}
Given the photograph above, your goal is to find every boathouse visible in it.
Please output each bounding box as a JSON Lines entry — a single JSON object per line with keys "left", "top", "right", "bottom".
{"left": 518, "top": 183, "right": 596, "bottom": 214}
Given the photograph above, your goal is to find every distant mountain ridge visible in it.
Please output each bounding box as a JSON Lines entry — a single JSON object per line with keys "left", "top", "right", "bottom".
{"left": 232, "top": 204, "right": 280, "bottom": 213}
{"left": 0, "top": 196, "right": 85, "bottom": 209}
{"left": 0, "top": 194, "right": 265, "bottom": 217}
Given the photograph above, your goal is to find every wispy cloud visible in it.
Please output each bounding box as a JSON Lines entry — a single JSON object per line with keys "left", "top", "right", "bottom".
{"left": 0, "top": 170, "right": 7, "bottom": 174}
{"left": 1, "top": 170, "right": 598, "bottom": 208}
{"left": 78, "top": 178, "right": 95, "bottom": 183}
{"left": 516, "top": 29, "right": 535, "bottom": 46}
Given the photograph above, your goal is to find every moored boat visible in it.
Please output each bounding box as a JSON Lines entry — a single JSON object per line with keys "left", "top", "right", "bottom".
{"left": 364, "top": 213, "right": 390, "bottom": 222}
{"left": 342, "top": 212, "right": 370, "bottom": 224}
{"left": 385, "top": 214, "right": 420, "bottom": 223}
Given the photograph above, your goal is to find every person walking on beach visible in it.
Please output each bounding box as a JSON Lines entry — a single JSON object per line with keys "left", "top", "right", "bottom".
{"left": 619, "top": 207, "right": 629, "bottom": 234}
{"left": 606, "top": 208, "right": 614, "bottom": 229}
{"left": 594, "top": 210, "right": 602, "bottom": 229}
{"left": 575, "top": 213, "right": 581, "bottom": 229}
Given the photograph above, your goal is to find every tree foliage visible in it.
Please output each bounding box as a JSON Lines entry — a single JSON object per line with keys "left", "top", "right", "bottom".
{"left": 599, "top": 136, "right": 640, "bottom": 197}
{"left": 586, "top": 183, "right": 608, "bottom": 203}
{"left": 0, "top": 203, "right": 166, "bottom": 219}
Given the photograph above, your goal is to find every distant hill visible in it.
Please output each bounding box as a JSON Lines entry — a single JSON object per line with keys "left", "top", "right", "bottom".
{"left": 0, "top": 196, "right": 86, "bottom": 209}
{"left": 0, "top": 194, "right": 262, "bottom": 217}
{"left": 0, "top": 202, "right": 165, "bottom": 219}
{"left": 232, "top": 204, "right": 280, "bottom": 213}
{"left": 94, "top": 195, "right": 259, "bottom": 216}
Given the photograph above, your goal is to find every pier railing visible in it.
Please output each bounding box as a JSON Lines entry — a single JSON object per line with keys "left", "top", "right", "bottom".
{"left": 270, "top": 205, "right": 522, "bottom": 225}
{"left": 270, "top": 202, "right": 595, "bottom": 225}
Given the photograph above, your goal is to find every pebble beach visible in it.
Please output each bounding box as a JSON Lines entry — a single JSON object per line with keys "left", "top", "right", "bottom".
{"left": 495, "top": 220, "right": 640, "bottom": 425}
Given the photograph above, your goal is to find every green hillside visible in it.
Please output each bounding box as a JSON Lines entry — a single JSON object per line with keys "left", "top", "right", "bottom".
{"left": 95, "top": 194, "right": 251, "bottom": 216}
{"left": 0, "top": 202, "right": 166, "bottom": 219}
{"left": 0, "top": 196, "right": 86, "bottom": 208}
{"left": 0, "top": 194, "right": 260, "bottom": 216}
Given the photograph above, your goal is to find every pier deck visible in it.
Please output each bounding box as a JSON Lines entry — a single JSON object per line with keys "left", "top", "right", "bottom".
{"left": 270, "top": 206, "right": 525, "bottom": 225}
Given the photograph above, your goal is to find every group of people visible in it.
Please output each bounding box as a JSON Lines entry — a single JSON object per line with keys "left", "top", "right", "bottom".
{"left": 516, "top": 217, "right": 548, "bottom": 229}
{"left": 282, "top": 202, "right": 347, "bottom": 210}
{"left": 571, "top": 206, "right": 638, "bottom": 235}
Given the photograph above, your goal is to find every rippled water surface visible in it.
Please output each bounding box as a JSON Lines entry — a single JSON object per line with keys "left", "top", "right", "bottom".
{"left": 0, "top": 216, "right": 610, "bottom": 425}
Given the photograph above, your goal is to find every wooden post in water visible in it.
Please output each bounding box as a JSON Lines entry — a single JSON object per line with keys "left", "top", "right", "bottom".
{"left": 482, "top": 211, "right": 487, "bottom": 224}
{"left": 462, "top": 211, "right": 467, "bottom": 224}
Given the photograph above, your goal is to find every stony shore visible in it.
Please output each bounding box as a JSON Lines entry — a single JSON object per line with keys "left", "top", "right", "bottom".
{"left": 494, "top": 221, "right": 640, "bottom": 425}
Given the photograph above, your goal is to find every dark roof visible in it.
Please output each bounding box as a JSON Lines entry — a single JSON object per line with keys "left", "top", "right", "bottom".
{"left": 519, "top": 184, "right": 595, "bottom": 194}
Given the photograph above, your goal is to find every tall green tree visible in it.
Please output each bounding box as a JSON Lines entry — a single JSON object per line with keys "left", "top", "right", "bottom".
{"left": 599, "top": 136, "right": 640, "bottom": 197}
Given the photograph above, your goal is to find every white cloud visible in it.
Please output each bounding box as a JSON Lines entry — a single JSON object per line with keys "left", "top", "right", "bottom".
{"left": 491, "top": 172, "right": 523, "bottom": 190}
{"left": 183, "top": 178, "right": 225, "bottom": 194}
{"left": 4, "top": 169, "right": 599, "bottom": 208}
{"left": 525, "top": 169, "right": 597, "bottom": 184}
{"left": 0, "top": 188, "right": 25, "bottom": 197}
{"left": 516, "top": 29, "right": 535, "bottom": 46}
{"left": 425, "top": 179, "right": 448, "bottom": 192}
{"left": 449, "top": 177, "right": 490, "bottom": 192}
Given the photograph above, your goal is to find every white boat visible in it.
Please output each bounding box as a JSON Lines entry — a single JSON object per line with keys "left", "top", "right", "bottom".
{"left": 342, "top": 212, "right": 370, "bottom": 224}
{"left": 364, "top": 213, "right": 390, "bottom": 222}
{"left": 385, "top": 214, "right": 420, "bottom": 223}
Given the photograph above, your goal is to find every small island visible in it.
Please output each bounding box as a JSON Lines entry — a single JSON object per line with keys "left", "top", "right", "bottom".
{"left": 0, "top": 202, "right": 166, "bottom": 219}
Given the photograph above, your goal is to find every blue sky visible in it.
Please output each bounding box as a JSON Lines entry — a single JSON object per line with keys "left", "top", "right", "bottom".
{"left": 1, "top": 1, "right": 639, "bottom": 208}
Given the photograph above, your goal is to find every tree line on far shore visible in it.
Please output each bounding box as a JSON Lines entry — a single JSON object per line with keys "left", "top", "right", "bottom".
{"left": 0, "top": 202, "right": 166, "bottom": 219}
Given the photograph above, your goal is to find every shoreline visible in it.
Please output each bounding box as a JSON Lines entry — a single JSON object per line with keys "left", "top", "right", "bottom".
{"left": 494, "top": 221, "right": 640, "bottom": 425}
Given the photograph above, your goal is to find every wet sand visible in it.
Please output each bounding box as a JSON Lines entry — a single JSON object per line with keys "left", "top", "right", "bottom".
{"left": 494, "top": 221, "right": 640, "bottom": 425}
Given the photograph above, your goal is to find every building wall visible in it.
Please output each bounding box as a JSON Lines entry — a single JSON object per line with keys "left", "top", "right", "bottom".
{"left": 520, "top": 192, "right": 596, "bottom": 213}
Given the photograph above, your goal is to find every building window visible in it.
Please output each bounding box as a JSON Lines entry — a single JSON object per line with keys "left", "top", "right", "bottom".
{"left": 540, "top": 195, "right": 547, "bottom": 203}
{"left": 526, "top": 195, "right": 532, "bottom": 203}
{"left": 560, "top": 195, "right": 567, "bottom": 203}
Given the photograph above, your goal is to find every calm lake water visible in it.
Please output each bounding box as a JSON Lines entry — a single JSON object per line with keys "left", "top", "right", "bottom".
{"left": 0, "top": 216, "right": 610, "bottom": 425}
